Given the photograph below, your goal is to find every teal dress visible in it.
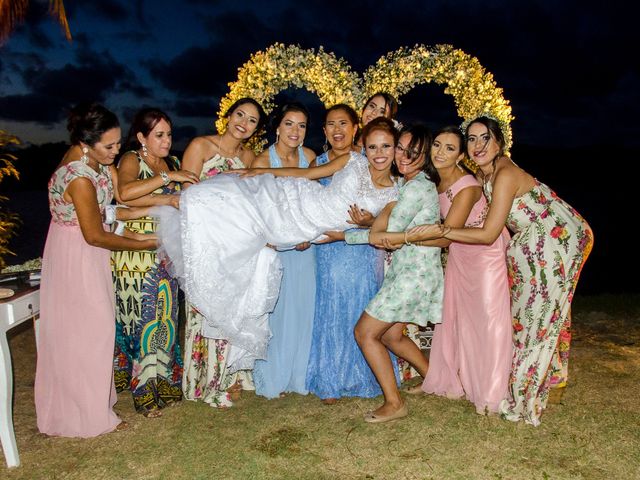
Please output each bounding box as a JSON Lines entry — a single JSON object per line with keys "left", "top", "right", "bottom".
{"left": 253, "top": 145, "right": 317, "bottom": 398}
{"left": 347, "top": 171, "right": 444, "bottom": 326}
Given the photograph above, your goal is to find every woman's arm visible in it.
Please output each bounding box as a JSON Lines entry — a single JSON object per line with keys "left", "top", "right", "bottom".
{"left": 438, "top": 169, "right": 518, "bottom": 245}
{"left": 180, "top": 137, "right": 209, "bottom": 189}
{"left": 67, "top": 178, "right": 156, "bottom": 251}
{"left": 369, "top": 181, "right": 440, "bottom": 246}
{"left": 117, "top": 152, "right": 198, "bottom": 201}
{"left": 239, "top": 152, "right": 351, "bottom": 180}
{"left": 251, "top": 149, "right": 270, "bottom": 168}
{"left": 412, "top": 185, "right": 481, "bottom": 248}
{"left": 343, "top": 202, "right": 395, "bottom": 245}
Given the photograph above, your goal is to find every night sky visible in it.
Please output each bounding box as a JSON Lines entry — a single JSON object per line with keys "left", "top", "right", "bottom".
{"left": 1, "top": 0, "right": 636, "bottom": 148}
{"left": 0, "top": 0, "right": 636, "bottom": 293}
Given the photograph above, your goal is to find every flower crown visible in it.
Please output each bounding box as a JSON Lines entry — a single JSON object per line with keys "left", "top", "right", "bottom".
{"left": 460, "top": 112, "right": 513, "bottom": 150}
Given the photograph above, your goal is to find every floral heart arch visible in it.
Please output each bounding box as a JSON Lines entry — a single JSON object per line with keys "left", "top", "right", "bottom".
{"left": 216, "top": 43, "right": 514, "bottom": 155}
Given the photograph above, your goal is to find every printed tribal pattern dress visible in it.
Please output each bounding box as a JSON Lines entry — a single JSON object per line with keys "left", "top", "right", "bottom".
{"left": 182, "top": 153, "right": 253, "bottom": 407}
{"left": 484, "top": 179, "right": 593, "bottom": 426}
{"left": 112, "top": 152, "right": 182, "bottom": 413}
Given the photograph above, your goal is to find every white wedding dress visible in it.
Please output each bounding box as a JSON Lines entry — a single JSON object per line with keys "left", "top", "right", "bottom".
{"left": 156, "top": 152, "right": 397, "bottom": 371}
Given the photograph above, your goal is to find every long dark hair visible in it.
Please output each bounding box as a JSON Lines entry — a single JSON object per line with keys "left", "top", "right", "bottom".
{"left": 67, "top": 103, "right": 119, "bottom": 147}
{"left": 269, "top": 102, "right": 310, "bottom": 137}
{"left": 427, "top": 125, "right": 466, "bottom": 186}
{"left": 223, "top": 97, "right": 267, "bottom": 137}
{"left": 362, "top": 92, "right": 398, "bottom": 120}
{"left": 398, "top": 124, "right": 432, "bottom": 179}
{"left": 464, "top": 116, "right": 506, "bottom": 158}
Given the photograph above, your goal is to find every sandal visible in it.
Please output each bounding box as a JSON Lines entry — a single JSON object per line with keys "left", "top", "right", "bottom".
{"left": 143, "top": 409, "right": 163, "bottom": 418}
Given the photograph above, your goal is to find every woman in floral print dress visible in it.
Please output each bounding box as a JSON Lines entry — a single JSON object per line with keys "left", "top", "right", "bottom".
{"left": 180, "top": 97, "right": 265, "bottom": 407}
{"left": 411, "top": 116, "right": 593, "bottom": 426}
{"left": 329, "top": 124, "right": 444, "bottom": 423}
{"left": 35, "top": 104, "right": 156, "bottom": 437}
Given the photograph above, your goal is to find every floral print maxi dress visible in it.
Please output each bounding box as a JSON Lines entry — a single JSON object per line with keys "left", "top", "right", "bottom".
{"left": 182, "top": 154, "right": 253, "bottom": 407}
{"left": 485, "top": 179, "right": 593, "bottom": 426}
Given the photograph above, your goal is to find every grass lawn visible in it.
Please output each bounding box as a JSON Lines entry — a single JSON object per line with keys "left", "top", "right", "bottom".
{"left": 2, "top": 294, "right": 639, "bottom": 479}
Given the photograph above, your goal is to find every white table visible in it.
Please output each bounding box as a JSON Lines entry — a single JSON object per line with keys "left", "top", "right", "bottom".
{"left": 0, "top": 286, "right": 39, "bottom": 468}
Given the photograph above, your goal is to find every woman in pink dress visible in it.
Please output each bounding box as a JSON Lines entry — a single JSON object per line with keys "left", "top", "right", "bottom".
{"left": 416, "top": 126, "right": 512, "bottom": 415}
{"left": 35, "top": 103, "right": 156, "bottom": 437}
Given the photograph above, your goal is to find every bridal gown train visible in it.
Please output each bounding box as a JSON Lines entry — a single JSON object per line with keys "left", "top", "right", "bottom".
{"left": 156, "top": 152, "right": 397, "bottom": 371}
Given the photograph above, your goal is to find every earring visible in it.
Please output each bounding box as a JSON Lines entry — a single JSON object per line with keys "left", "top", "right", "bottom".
{"left": 275, "top": 132, "right": 280, "bottom": 144}
{"left": 456, "top": 161, "right": 464, "bottom": 172}
{"left": 80, "top": 147, "right": 89, "bottom": 164}
{"left": 322, "top": 137, "right": 329, "bottom": 153}
{"left": 142, "top": 143, "right": 148, "bottom": 157}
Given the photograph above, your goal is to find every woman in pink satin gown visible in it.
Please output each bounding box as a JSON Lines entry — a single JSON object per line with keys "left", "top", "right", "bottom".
{"left": 418, "top": 126, "right": 512, "bottom": 415}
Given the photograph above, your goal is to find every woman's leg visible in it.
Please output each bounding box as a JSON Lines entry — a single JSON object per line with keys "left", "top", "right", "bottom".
{"left": 380, "top": 322, "right": 429, "bottom": 378}
{"left": 354, "top": 312, "right": 404, "bottom": 417}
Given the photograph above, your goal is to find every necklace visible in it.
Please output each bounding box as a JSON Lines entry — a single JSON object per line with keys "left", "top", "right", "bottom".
{"left": 217, "top": 135, "right": 241, "bottom": 159}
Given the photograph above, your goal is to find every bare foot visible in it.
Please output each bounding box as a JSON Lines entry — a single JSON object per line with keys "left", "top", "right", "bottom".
{"left": 322, "top": 398, "right": 338, "bottom": 405}
{"left": 143, "top": 409, "right": 162, "bottom": 418}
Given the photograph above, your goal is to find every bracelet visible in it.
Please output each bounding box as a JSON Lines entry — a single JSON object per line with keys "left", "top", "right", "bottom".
{"left": 159, "top": 171, "right": 170, "bottom": 186}
{"left": 404, "top": 231, "right": 411, "bottom": 245}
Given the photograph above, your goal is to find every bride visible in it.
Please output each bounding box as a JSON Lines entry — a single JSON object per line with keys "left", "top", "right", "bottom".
{"left": 156, "top": 117, "right": 399, "bottom": 370}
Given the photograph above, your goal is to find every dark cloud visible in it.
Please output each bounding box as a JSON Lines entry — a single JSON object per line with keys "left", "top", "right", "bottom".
{"left": 0, "top": 94, "right": 67, "bottom": 123}
{"left": 172, "top": 98, "right": 219, "bottom": 118}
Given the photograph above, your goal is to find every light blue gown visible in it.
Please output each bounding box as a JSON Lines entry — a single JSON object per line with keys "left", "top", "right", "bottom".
{"left": 253, "top": 145, "right": 317, "bottom": 398}
{"left": 305, "top": 152, "right": 398, "bottom": 399}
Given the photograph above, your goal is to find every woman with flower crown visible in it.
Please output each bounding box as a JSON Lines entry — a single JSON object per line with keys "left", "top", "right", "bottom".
{"left": 179, "top": 97, "right": 266, "bottom": 407}
{"left": 409, "top": 116, "right": 593, "bottom": 426}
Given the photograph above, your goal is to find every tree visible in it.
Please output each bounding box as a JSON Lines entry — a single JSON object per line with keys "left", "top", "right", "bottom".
{"left": 0, "top": 0, "right": 71, "bottom": 44}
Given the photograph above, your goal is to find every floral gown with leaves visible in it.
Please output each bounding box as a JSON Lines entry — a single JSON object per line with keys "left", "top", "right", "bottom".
{"left": 182, "top": 154, "right": 253, "bottom": 407}
{"left": 485, "top": 179, "right": 593, "bottom": 426}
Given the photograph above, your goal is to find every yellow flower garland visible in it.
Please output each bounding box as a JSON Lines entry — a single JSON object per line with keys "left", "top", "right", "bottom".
{"left": 218, "top": 43, "right": 514, "bottom": 154}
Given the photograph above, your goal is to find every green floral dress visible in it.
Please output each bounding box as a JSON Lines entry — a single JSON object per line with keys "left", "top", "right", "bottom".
{"left": 485, "top": 179, "right": 593, "bottom": 426}
{"left": 346, "top": 171, "right": 444, "bottom": 326}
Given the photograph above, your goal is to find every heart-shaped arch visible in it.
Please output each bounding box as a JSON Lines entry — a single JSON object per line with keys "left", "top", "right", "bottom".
{"left": 216, "top": 43, "right": 362, "bottom": 149}
{"left": 217, "top": 43, "right": 514, "bottom": 151}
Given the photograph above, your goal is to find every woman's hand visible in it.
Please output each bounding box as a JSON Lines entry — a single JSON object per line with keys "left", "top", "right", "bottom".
{"left": 231, "top": 168, "right": 266, "bottom": 178}
{"left": 347, "top": 204, "right": 375, "bottom": 227}
{"left": 376, "top": 237, "right": 403, "bottom": 251}
{"left": 170, "top": 169, "right": 200, "bottom": 184}
{"left": 168, "top": 193, "right": 180, "bottom": 209}
{"left": 407, "top": 224, "right": 447, "bottom": 242}
{"left": 316, "top": 231, "right": 345, "bottom": 243}
{"left": 294, "top": 241, "right": 311, "bottom": 251}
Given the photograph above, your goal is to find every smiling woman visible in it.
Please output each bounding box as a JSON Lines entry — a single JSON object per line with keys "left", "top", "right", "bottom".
{"left": 34, "top": 103, "right": 156, "bottom": 438}
{"left": 154, "top": 117, "right": 398, "bottom": 374}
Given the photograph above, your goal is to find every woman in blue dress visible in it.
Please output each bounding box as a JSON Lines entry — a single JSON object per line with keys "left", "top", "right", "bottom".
{"left": 252, "top": 103, "right": 317, "bottom": 398}
{"left": 305, "top": 104, "right": 397, "bottom": 403}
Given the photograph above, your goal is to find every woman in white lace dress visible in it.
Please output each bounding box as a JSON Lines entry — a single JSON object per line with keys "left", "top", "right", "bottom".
{"left": 179, "top": 98, "right": 266, "bottom": 407}
{"left": 156, "top": 117, "right": 399, "bottom": 375}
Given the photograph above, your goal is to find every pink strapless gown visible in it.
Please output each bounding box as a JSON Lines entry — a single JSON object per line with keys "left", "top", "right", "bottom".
{"left": 422, "top": 175, "right": 512, "bottom": 414}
